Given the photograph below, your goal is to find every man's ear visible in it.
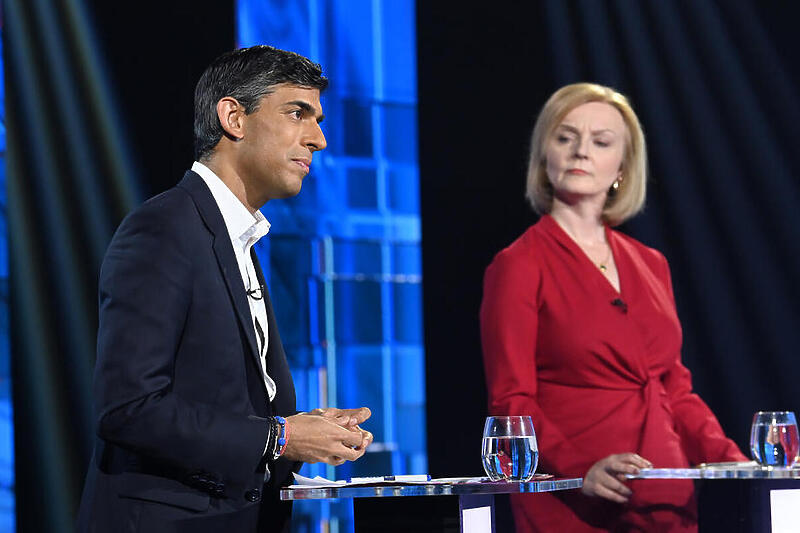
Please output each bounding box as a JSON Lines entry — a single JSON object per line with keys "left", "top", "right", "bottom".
{"left": 216, "top": 97, "right": 245, "bottom": 140}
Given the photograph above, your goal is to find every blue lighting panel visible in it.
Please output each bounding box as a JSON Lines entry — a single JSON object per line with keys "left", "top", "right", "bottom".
{"left": 237, "top": 2, "right": 424, "bottom": 531}
{"left": 0, "top": 28, "right": 15, "bottom": 532}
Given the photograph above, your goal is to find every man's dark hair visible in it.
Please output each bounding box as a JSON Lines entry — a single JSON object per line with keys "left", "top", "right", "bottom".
{"left": 194, "top": 45, "right": 328, "bottom": 160}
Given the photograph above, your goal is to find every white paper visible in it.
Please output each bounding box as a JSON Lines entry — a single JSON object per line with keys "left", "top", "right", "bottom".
{"left": 770, "top": 489, "right": 800, "bottom": 533}
{"left": 430, "top": 476, "right": 488, "bottom": 484}
{"left": 462, "top": 506, "right": 492, "bottom": 533}
{"left": 289, "top": 473, "right": 347, "bottom": 488}
{"left": 287, "top": 472, "right": 434, "bottom": 489}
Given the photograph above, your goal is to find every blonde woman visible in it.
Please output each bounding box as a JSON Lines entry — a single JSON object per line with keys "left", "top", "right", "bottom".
{"left": 480, "top": 83, "right": 745, "bottom": 532}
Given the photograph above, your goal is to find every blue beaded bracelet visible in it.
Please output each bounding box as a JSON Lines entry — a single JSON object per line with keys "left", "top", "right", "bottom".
{"left": 272, "top": 416, "right": 287, "bottom": 460}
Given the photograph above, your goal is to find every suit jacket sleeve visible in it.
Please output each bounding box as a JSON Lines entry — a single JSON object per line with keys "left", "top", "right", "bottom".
{"left": 657, "top": 254, "right": 747, "bottom": 464}
{"left": 480, "top": 248, "right": 588, "bottom": 476}
{"left": 93, "top": 200, "right": 268, "bottom": 484}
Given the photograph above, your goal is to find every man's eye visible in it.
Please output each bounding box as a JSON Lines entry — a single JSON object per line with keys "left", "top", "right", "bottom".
{"left": 291, "top": 110, "right": 302, "bottom": 119}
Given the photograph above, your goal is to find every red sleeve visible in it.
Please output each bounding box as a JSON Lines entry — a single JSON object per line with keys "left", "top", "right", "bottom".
{"left": 657, "top": 254, "right": 747, "bottom": 464}
{"left": 480, "top": 248, "right": 587, "bottom": 476}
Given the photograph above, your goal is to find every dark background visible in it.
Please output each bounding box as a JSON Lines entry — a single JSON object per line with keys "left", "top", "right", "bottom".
{"left": 419, "top": 0, "right": 800, "bottom": 477}
{"left": 85, "top": 1, "right": 235, "bottom": 191}
{"left": 7, "top": 0, "right": 800, "bottom": 530}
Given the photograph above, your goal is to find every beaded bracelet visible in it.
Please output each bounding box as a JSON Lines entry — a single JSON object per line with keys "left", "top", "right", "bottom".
{"left": 271, "top": 416, "right": 287, "bottom": 460}
{"left": 265, "top": 418, "right": 277, "bottom": 458}
{"left": 279, "top": 417, "right": 290, "bottom": 457}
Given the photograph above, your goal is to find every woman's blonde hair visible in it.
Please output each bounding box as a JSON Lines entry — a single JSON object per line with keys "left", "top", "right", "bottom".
{"left": 525, "top": 83, "right": 647, "bottom": 226}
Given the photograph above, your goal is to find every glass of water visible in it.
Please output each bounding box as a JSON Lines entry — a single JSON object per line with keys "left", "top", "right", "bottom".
{"left": 750, "top": 411, "right": 800, "bottom": 467}
{"left": 482, "top": 415, "right": 538, "bottom": 481}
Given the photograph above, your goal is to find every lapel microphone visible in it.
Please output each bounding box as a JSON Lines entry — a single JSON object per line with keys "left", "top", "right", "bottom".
{"left": 246, "top": 283, "right": 266, "bottom": 301}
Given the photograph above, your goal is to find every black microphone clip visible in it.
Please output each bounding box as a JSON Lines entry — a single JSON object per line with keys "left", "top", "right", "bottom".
{"left": 611, "top": 298, "right": 628, "bottom": 314}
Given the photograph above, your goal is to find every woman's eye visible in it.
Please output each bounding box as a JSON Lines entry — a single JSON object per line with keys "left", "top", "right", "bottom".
{"left": 556, "top": 135, "right": 571, "bottom": 144}
{"left": 594, "top": 140, "right": 610, "bottom": 147}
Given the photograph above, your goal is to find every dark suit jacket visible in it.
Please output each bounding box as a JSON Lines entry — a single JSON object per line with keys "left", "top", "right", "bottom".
{"left": 76, "top": 171, "right": 299, "bottom": 533}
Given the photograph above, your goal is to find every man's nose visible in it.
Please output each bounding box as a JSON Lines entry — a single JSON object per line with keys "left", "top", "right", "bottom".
{"left": 307, "top": 123, "right": 327, "bottom": 152}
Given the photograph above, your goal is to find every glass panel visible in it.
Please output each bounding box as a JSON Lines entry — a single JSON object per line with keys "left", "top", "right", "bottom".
{"left": 238, "top": 2, "right": 422, "bottom": 530}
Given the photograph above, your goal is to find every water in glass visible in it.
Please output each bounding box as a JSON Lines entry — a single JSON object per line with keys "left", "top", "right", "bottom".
{"left": 750, "top": 411, "right": 800, "bottom": 467}
{"left": 482, "top": 436, "right": 538, "bottom": 481}
{"left": 482, "top": 416, "right": 538, "bottom": 481}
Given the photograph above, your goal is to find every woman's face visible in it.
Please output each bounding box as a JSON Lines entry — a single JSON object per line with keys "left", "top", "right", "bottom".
{"left": 544, "top": 101, "right": 628, "bottom": 203}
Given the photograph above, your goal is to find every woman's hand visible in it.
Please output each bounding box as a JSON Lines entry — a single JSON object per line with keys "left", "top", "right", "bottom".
{"left": 581, "top": 453, "right": 652, "bottom": 504}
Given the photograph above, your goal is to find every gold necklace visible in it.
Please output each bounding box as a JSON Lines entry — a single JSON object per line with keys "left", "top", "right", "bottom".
{"left": 598, "top": 245, "right": 612, "bottom": 272}
{"left": 555, "top": 219, "right": 611, "bottom": 272}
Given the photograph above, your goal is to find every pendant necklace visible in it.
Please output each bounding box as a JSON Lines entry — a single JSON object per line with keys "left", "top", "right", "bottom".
{"left": 556, "top": 219, "right": 612, "bottom": 272}
{"left": 598, "top": 245, "right": 612, "bottom": 272}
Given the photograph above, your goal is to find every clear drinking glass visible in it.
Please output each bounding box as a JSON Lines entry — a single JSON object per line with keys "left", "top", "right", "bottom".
{"left": 481, "top": 415, "right": 538, "bottom": 481}
{"left": 750, "top": 411, "right": 800, "bottom": 467}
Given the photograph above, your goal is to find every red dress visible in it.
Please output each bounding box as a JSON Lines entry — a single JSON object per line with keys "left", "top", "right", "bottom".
{"left": 480, "top": 215, "right": 745, "bottom": 532}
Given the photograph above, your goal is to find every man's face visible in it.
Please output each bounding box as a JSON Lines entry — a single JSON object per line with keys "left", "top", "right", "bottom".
{"left": 237, "top": 84, "right": 327, "bottom": 202}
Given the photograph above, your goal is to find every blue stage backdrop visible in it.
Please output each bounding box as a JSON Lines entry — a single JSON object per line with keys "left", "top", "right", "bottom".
{"left": 237, "top": 1, "right": 425, "bottom": 531}
{"left": 0, "top": 25, "right": 13, "bottom": 532}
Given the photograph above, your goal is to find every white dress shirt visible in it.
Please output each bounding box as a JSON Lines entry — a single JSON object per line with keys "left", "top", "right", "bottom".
{"left": 192, "top": 161, "right": 277, "bottom": 402}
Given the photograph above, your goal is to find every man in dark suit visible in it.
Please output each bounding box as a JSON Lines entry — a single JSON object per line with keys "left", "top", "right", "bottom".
{"left": 76, "top": 45, "right": 373, "bottom": 533}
